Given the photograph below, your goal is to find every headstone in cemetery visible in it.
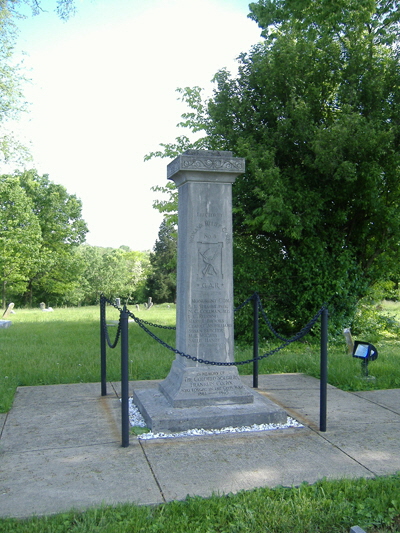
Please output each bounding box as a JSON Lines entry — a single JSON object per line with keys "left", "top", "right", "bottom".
{"left": 343, "top": 328, "right": 354, "bottom": 354}
{"left": 147, "top": 297, "right": 153, "bottom": 310}
{"left": 40, "top": 302, "right": 53, "bottom": 312}
{"left": 2, "top": 302, "right": 14, "bottom": 319}
{"left": 133, "top": 150, "right": 287, "bottom": 433}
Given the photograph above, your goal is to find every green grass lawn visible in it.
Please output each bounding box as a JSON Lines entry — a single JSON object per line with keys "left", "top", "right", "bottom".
{"left": 1, "top": 301, "right": 400, "bottom": 532}
{"left": 2, "top": 300, "right": 400, "bottom": 411}
{"left": 1, "top": 476, "right": 399, "bottom": 532}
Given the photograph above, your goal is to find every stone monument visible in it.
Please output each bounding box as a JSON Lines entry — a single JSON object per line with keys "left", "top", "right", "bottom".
{"left": 133, "top": 150, "right": 287, "bottom": 432}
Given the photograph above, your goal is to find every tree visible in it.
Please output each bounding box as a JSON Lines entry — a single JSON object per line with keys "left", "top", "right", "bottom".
{"left": 0, "top": 2, "right": 30, "bottom": 165}
{"left": 146, "top": 220, "right": 177, "bottom": 303}
{"left": 25, "top": 0, "right": 77, "bottom": 20}
{"left": 148, "top": 0, "right": 400, "bottom": 333}
{"left": 0, "top": 176, "right": 42, "bottom": 308}
{"left": 16, "top": 169, "right": 88, "bottom": 305}
{"left": 73, "top": 245, "right": 151, "bottom": 306}
{"left": 0, "top": 0, "right": 84, "bottom": 165}
{"left": 123, "top": 249, "right": 152, "bottom": 303}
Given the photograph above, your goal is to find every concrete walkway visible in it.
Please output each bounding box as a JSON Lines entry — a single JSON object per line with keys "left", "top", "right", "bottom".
{"left": 1, "top": 373, "right": 399, "bottom": 519}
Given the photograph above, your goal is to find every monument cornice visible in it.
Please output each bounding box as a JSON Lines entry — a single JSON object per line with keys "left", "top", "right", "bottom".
{"left": 167, "top": 150, "right": 245, "bottom": 181}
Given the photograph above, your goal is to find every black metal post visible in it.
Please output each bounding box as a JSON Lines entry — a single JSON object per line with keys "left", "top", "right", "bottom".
{"left": 121, "top": 305, "right": 130, "bottom": 447}
{"left": 253, "top": 293, "right": 259, "bottom": 388}
{"left": 100, "top": 296, "right": 107, "bottom": 396}
{"left": 361, "top": 358, "right": 369, "bottom": 377}
{"left": 319, "top": 307, "right": 328, "bottom": 432}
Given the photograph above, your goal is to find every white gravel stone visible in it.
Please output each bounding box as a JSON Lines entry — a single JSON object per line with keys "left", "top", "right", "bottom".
{"left": 128, "top": 397, "right": 303, "bottom": 440}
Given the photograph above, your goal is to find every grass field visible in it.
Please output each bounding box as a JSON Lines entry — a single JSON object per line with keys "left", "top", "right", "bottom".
{"left": 2, "top": 300, "right": 400, "bottom": 412}
{"left": 1, "top": 475, "right": 400, "bottom": 532}
{"left": 1, "top": 300, "right": 400, "bottom": 532}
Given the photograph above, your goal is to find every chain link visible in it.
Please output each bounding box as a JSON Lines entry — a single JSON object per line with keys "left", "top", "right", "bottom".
{"left": 257, "top": 293, "right": 325, "bottom": 343}
{"left": 100, "top": 293, "right": 326, "bottom": 365}
{"left": 100, "top": 295, "right": 123, "bottom": 349}
{"left": 234, "top": 293, "right": 255, "bottom": 312}
{"left": 135, "top": 317, "right": 176, "bottom": 330}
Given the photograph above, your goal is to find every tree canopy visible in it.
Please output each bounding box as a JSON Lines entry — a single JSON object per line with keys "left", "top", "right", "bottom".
{"left": 0, "top": 175, "right": 41, "bottom": 307}
{"left": 146, "top": 219, "right": 177, "bottom": 304}
{"left": 148, "top": 0, "right": 400, "bottom": 334}
{"left": 0, "top": 169, "right": 88, "bottom": 307}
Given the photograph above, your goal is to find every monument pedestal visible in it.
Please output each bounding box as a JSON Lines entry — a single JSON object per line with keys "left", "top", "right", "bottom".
{"left": 134, "top": 151, "right": 287, "bottom": 432}
{"left": 133, "top": 384, "right": 287, "bottom": 433}
{"left": 159, "top": 359, "right": 254, "bottom": 407}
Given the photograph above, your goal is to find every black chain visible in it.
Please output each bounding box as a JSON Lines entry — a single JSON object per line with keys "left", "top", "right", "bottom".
{"left": 257, "top": 293, "right": 325, "bottom": 343}
{"left": 103, "top": 317, "right": 122, "bottom": 349}
{"left": 136, "top": 317, "right": 176, "bottom": 330}
{"left": 126, "top": 305, "right": 326, "bottom": 366}
{"left": 234, "top": 293, "right": 255, "bottom": 312}
{"left": 100, "top": 293, "right": 326, "bottom": 365}
{"left": 101, "top": 295, "right": 123, "bottom": 349}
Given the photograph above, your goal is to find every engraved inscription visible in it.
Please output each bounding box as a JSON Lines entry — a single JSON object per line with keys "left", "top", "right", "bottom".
{"left": 192, "top": 213, "right": 231, "bottom": 245}
{"left": 187, "top": 298, "right": 232, "bottom": 345}
{"left": 180, "top": 371, "right": 245, "bottom": 397}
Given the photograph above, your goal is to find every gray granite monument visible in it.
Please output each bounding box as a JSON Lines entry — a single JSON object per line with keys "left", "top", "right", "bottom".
{"left": 133, "top": 150, "right": 287, "bottom": 432}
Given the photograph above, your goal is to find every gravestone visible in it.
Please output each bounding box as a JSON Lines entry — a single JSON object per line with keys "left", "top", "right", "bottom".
{"left": 133, "top": 150, "right": 287, "bottom": 432}
{"left": 2, "top": 302, "right": 14, "bottom": 319}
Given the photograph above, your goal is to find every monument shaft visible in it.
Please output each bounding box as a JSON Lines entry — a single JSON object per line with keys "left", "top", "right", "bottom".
{"left": 159, "top": 150, "right": 252, "bottom": 407}
{"left": 177, "top": 180, "right": 234, "bottom": 363}
{"left": 133, "top": 150, "right": 288, "bottom": 431}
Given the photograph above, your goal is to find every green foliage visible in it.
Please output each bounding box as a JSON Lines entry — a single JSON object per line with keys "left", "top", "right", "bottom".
{"left": 146, "top": 219, "right": 177, "bottom": 303}
{"left": 348, "top": 282, "right": 400, "bottom": 339}
{"left": 74, "top": 245, "right": 151, "bottom": 306}
{"left": 1, "top": 474, "right": 400, "bottom": 532}
{"left": 0, "top": 175, "right": 42, "bottom": 308}
{"left": 149, "top": 1, "right": 400, "bottom": 336}
{"left": 0, "top": 2, "right": 30, "bottom": 165}
{"left": 0, "top": 303, "right": 176, "bottom": 412}
{"left": 0, "top": 169, "right": 88, "bottom": 307}
{"left": 2, "top": 300, "right": 400, "bottom": 412}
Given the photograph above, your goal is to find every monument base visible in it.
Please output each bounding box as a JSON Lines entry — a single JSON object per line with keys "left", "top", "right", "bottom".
{"left": 158, "top": 359, "right": 255, "bottom": 408}
{"left": 132, "top": 385, "right": 288, "bottom": 433}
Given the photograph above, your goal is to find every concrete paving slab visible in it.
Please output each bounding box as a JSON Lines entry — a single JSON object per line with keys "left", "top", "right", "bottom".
{"left": 0, "top": 443, "right": 164, "bottom": 518}
{"left": 319, "top": 423, "right": 400, "bottom": 476}
{"left": 1, "top": 393, "right": 122, "bottom": 453}
{"left": 263, "top": 386, "right": 400, "bottom": 430}
{"left": 240, "top": 373, "right": 332, "bottom": 390}
{"left": 352, "top": 389, "right": 400, "bottom": 414}
{"left": 1, "top": 375, "right": 400, "bottom": 520}
{"left": 12, "top": 382, "right": 104, "bottom": 407}
{"left": 140, "top": 429, "right": 373, "bottom": 501}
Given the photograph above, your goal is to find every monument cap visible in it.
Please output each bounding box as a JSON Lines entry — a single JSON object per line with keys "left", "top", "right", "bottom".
{"left": 167, "top": 149, "right": 245, "bottom": 181}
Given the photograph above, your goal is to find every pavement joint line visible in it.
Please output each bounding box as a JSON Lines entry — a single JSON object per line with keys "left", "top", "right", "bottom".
{"left": 258, "top": 390, "right": 320, "bottom": 430}
{"left": 138, "top": 439, "right": 167, "bottom": 503}
{"left": 307, "top": 425, "right": 379, "bottom": 478}
{"left": 0, "top": 411, "right": 8, "bottom": 440}
{"left": 109, "top": 381, "right": 120, "bottom": 398}
{"left": 350, "top": 391, "right": 400, "bottom": 416}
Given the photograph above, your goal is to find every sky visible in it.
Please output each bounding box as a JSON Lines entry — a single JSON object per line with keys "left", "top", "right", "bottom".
{"left": 12, "top": 0, "right": 262, "bottom": 251}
